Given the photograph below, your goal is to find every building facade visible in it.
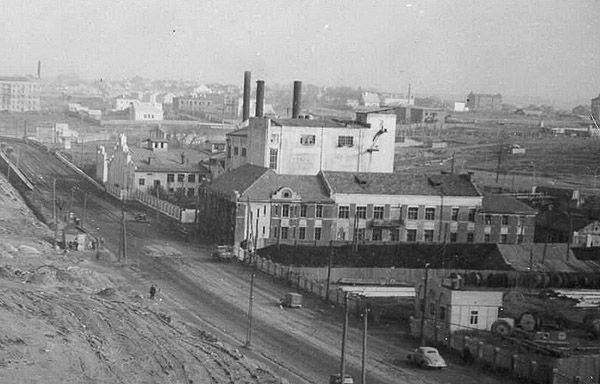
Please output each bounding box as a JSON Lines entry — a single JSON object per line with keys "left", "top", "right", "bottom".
{"left": 0, "top": 77, "right": 41, "bottom": 112}
{"left": 466, "top": 92, "right": 503, "bottom": 111}
{"left": 96, "top": 133, "right": 209, "bottom": 198}
{"left": 174, "top": 94, "right": 239, "bottom": 120}
{"left": 201, "top": 165, "right": 536, "bottom": 249}
{"left": 130, "top": 102, "right": 164, "bottom": 121}
{"left": 226, "top": 112, "right": 397, "bottom": 175}
{"left": 592, "top": 93, "right": 600, "bottom": 121}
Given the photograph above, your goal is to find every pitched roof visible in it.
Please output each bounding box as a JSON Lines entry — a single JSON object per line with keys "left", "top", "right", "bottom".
{"left": 495, "top": 243, "right": 589, "bottom": 273}
{"left": 129, "top": 147, "right": 209, "bottom": 173}
{"left": 206, "top": 165, "right": 333, "bottom": 202}
{"left": 244, "top": 172, "right": 333, "bottom": 202}
{"left": 321, "top": 172, "right": 481, "bottom": 197}
{"left": 206, "top": 164, "right": 271, "bottom": 199}
{"left": 227, "top": 126, "right": 249, "bottom": 137}
{"left": 271, "top": 118, "right": 368, "bottom": 128}
{"left": 0, "top": 76, "right": 37, "bottom": 82}
{"left": 482, "top": 195, "right": 537, "bottom": 215}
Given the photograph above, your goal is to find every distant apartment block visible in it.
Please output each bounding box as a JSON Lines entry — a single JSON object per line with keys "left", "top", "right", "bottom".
{"left": 466, "top": 92, "right": 502, "bottom": 111}
{"left": 0, "top": 77, "right": 41, "bottom": 112}
{"left": 174, "top": 94, "right": 239, "bottom": 120}
{"left": 592, "top": 93, "right": 600, "bottom": 121}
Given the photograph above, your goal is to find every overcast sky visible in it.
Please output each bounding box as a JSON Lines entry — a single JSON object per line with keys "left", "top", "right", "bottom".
{"left": 1, "top": 0, "right": 598, "bottom": 104}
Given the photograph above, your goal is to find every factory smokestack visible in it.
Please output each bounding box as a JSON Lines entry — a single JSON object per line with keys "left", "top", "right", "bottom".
{"left": 37, "top": 60, "right": 41, "bottom": 79}
{"left": 242, "top": 71, "right": 251, "bottom": 121}
{"left": 255, "top": 80, "right": 265, "bottom": 118}
{"left": 292, "top": 80, "right": 302, "bottom": 118}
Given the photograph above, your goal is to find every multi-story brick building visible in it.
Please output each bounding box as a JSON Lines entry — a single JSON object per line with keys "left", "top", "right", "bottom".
{"left": 466, "top": 92, "right": 503, "bottom": 112}
{"left": 226, "top": 111, "right": 397, "bottom": 175}
{"left": 200, "top": 165, "right": 536, "bottom": 249}
{"left": 0, "top": 77, "right": 41, "bottom": 112}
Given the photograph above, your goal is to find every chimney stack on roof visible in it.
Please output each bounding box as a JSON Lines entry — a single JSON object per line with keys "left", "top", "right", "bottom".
{"left": 255, "top": 80, "right": 265, "bottom": 118}
{"left": 242, "top": 71, "right": 251, "bottom": 121}
{"left": 292, "top": 80, "right": 302, "bottom": 118}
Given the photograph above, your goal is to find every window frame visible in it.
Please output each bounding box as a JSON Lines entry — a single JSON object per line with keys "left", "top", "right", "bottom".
{"left": 425, "top": 207, "right": 435, "bottom": 220}
{"left": 337, "top": 135, "right": 354, "bottom": 147}
{"left": 407, "top": 207, "right": 418, "bottom": 220}
{"left": 314, "top": 227, "right": 322, "bottom": 240}
{"left": 451, "top": 208, "right": 459, "bottom": 221}
{"left": 373, "top": 206, "right": 384, "bottom": 220}
{"left": 424, "top": 229, "right": 434, "bottom": 242}
{"left": 315, "top": 204, "right": 323, "bottom": 218}
{"left": 300, "top": 134, "right": 316, "bottom": 145}
{"left": 338, "top": 205, "right": 350, "bottom": 219}
{"left": 356, "top": 206, "right": 367, "bottom": 219}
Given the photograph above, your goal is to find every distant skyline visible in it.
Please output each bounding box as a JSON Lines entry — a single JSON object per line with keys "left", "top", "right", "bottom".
{"left": 1, "top": 0, "right": 599, "bottom": 107}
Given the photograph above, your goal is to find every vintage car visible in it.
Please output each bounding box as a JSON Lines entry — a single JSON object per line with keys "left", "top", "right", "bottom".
{"left": 280, "top": 292, "right": 303, "bottom": 308}
{"left": 406, "top": 346, "right": 447, "bottom": 369}
{"left": 328, "top": 374, "right": 354, "bottom": 384}
{"left": 211, "top": 245, "right": 235, "bottom": 262}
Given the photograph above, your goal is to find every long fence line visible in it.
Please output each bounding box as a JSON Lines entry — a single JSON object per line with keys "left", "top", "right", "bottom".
{"left": 245, "top": 252, "right": 599, "bottom": 384}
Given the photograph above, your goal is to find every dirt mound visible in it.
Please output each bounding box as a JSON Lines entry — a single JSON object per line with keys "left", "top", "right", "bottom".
{"left": 26, "top": 265, "right": 74, "bottom": 285}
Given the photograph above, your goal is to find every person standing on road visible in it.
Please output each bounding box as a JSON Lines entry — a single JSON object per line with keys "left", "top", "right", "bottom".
{"left": 149, "top": 284, "right": 157, "bottom": 299}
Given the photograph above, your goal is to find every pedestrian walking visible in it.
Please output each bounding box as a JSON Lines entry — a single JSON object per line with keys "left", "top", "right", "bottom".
{"left": 149, "top": 284, "right": 156, "bottom": 299}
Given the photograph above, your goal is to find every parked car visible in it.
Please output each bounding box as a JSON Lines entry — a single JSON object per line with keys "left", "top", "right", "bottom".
{"left": 329, "top": 374, "right": 354, "bottom": 384}
{"left": 406, "top": 346, "right": 447, "bottom": 369}
{"left": 280, "top": 292, "right": 302, "bottom": 308}
{"left": 211, "top": 245, "right": 234, "bottom": 262}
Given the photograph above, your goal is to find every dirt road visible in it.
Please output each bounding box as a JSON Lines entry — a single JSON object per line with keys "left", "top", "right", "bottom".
{"left": 1, "top": 138, "right": 522, "bottom": 384}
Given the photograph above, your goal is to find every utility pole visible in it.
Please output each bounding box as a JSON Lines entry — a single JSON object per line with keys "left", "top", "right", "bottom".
{"left": 80, "top": 137, "right": 84, "bottom": 169}
{"left": 340, "top": 292, "right": 349, "bottom": 381}
{"left": 82, "top": 192, "right": 87, "bottom": 228}
{"left": 420, "top": 263, "right": 431, "bottom": 345}
{"left": 325, "top": 240, "right": 333, "bottom": 302}
{"left": 245, "top": 273, "right": 255, "bottom": 348}
{"left": 120, "top": 199, "right": 127, "bottom": 263}
{"left": 155, "top": 185, "right": 160, "bottom": 221}
{"left": 361, "top": 303, "right": 369, "bottom": 384}
{"left": 53, "top": 179, "right": 58, "bottom": 249}
{"left": 193, "top": 193, "right": 200, "bottom": 243}
{"left": 495, "top": 147, "right": 502, "bottom": 183}
{"left": 450, "top": 152, "right": 455, "bottom": 174}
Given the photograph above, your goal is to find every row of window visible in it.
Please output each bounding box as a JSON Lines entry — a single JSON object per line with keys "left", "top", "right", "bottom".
{"left": 273, "top": 226, "right": 322, "bottom": 241}
{"left": 139, "top": 173, "right": 200, "bottom": 186}
{"left": 273, "top": 204, "right": 526, "bottom": 225}
{"left": 274, "top": 204, "right": 324, "bottom": 218}
{"left": 232, "top": 146, "right": 247, "bottom": 157}
{"left": 271, "top": 226, "right": 525, "bottom": 244}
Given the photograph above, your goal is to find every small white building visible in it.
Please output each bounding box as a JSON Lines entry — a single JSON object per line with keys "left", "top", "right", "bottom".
{"left": 129, "top": 102, "right": 164, "bottom": 121}
{"left": 573, "top": 220, "right": 600, "bottom": 248}
{"left": 226, "top": 111, "right": 397, "bottom": 175}
{"left": 454, "top": 102, "right": 467, "bottom": 112}
{"left": 417, "top": 274, "right": 504, "bottom": 334}
{"left": 113, "top": 95, "right": 140, "bottom": 111}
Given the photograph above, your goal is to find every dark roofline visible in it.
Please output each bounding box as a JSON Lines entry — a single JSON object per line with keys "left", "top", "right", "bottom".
{"left": 0, "top": 76, "right": 38, "bottom": 82}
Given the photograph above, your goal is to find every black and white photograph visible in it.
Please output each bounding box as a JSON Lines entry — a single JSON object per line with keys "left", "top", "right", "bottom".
{"left": 0, "top": 1, "right": 599, "bottom": 383}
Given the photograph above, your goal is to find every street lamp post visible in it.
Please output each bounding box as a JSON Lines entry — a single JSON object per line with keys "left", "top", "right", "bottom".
{"left": 420, "top": 263, "right": 431, "bottom": 345}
